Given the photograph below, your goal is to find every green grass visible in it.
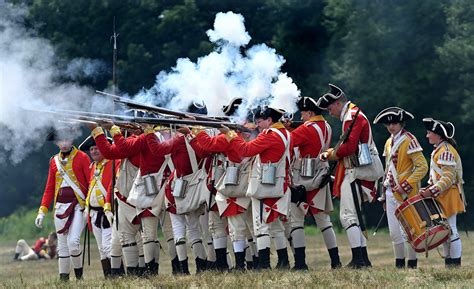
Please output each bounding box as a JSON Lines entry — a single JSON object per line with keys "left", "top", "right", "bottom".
{"left": 1, "top": 231, "right": 472, "bottom": 288}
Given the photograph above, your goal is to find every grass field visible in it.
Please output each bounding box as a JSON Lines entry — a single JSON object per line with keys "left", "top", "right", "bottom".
{"left": 0, "top": 231, "right": 473, "bottom": 288}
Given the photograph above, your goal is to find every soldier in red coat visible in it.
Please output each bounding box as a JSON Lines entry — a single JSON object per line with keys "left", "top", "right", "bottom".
{"left": 35, "top": 127, "right": 91, "bottom": 281}
{"left": 90, "top": 124, "right": 150, "bottom": 276}
{"left": 194, "top": 98, "right": 257, "bottom": 270}
{"left": 288, "top": 96, "right": 342, "bottom": 270}
{"left": 318, "top": 84, "right": 380, "bottom": 268}
{"left": 146, "top": 101, "right": 211, "bottom": 274}
{"left": 222, "top": 106, "right": 292, "bottom": 270}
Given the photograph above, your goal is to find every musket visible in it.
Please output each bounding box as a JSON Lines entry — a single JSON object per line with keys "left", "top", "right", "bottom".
{"left": 318, "top": 108, "right": 361, "bottom": 189}
{"left": 95, "top": 90, "right": 231, "bottom": 122}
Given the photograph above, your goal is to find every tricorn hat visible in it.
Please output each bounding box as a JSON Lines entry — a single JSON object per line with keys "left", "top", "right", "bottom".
{"left": 317, "top": 83, "right": 345, "bottom": 109}
{"left": 253, "top": 106, "right": 286, "bottom": 122}
{"left": 297, "top": 96, "right": 322, "bottom": 114}
{"left": 187, "top": 100, "right": 208, "bottom": 115}
{"left": 78, "top": 135, "right": 112, "bottom": 151}
{"left": 373, "top": 107, "right": 414, "bottom": 124}
{"left": 422, "top": 118, "right": 455, "bottom": 139}
{"left": 222, "top": 98, "right": 243, "bottom": 116}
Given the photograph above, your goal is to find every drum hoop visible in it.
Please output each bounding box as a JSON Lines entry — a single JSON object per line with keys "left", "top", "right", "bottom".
{"left": 412, "top": 225, "right": 450, "bottom": 253}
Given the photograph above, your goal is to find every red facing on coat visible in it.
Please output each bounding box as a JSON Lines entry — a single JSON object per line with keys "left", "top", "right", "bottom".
{"left": 40, "top": 149, "right": 91, "bottom": 211}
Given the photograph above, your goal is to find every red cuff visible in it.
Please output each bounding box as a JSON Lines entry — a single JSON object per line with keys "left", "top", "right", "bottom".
{"left": 428, "top": 185, "right": 440, "bottom": 197}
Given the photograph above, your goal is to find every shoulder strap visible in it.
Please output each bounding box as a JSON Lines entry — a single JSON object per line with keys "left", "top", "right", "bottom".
{"left": 54, "top": 156, "right": 86, "bottom": 200}
{"left": 184, "top": 137, "right": 199, "bottom": 173}
{"left": 269, "top": 128, "right": 291, "bottom": 166}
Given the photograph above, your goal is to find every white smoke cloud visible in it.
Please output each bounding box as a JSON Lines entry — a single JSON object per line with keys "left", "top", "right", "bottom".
{"left": 0, "top": 3, "right": 108, "bottom": 163}
{"left": 136, "top": 11, "right": 300, "bottom": 120}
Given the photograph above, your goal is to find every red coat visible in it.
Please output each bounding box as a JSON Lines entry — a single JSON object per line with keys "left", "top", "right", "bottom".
{"left": 113, "top": 133, "right": 165, "bottom": 176}
{"left": 333, "top": 103, "right": 375, "bottom": 198}
{"left": 146, "top": 133, "right": 209, "bottom": 214}
{"left": 94, "top": 133, "right": 140, "bottom": 167}
{"left": 40, "top": 148, "right": 91, "bottom": 212}
{"left": 230, "top": 123, "right": 292, "bottom": 222}
{"left": 291, "top": 116, "right": 331, "bottom": 214}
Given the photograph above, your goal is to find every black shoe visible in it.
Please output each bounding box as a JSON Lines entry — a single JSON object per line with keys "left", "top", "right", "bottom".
{"left": 14, "top": 253, "right": 20, "bottom": 261}
{"left": 179, "top": 258, "right": 190, "bottom": 275}
{"left": 328, "top": 247, "right": 342, "bottom": 269}
{"left": 195, "top": 257, "right": 208, "bottom": 274}
{"left": 360, "top": 247, "right": 372, "bottom": 268}
{"left": 144, "top": 259, "right": 159, "bottom": 276}
{"left": 346, "top": 247, "right": 365, "bottom": 269}
{"left": 445, "top": 258, "right": 452, "bottom": 268}
{"left": 395, "top": 258, "right": 405, "bottom": 269}
{"left": 59, "top": 273, "right": 69, "bottom": 281}
{"left": 74, "top": 268, "right": 83, "bottom": 280}
{"left": 275, "top": 248, "right": 290, "bottom": 270}
{"left": 234, "top": 251, "right": 246, "bottom": 271}
{"left": 126, "top": 266, "right": 140, "bottom": 277}
{"left": 257, "top": 248, "right": 271, "bottom": 270}
{"left": 407, "top": 259, "right": 417, "bottom": 269}
{"left": 448, "top": 257, "right": 461, "bottom": 267}
{"left": 101, "top": 258, "right": 112, "bottom": 278}
{"left": 171, "top": 256, "right": 180, "bottom": 275}
{"left": 292, "top": 247, "right": 308, "bottom": 271}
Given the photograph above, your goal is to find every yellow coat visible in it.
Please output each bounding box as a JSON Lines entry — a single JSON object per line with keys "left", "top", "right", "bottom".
{"left": 383, "top": 130, "right": 428, "bottom": 202}
{"left": 429, "top": 141, "right": 465, "bottom": 217}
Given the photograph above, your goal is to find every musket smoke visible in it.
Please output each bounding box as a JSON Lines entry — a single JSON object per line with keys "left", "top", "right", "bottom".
{"left": 135, "top": 11, "right": 300, "bottom": 120}
{"left": 0, "top": 3, "right": 109, "bottom": 163}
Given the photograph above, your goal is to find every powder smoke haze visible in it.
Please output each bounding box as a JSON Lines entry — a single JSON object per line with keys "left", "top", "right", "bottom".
{"left": 135, "top": 11, "right": 300, "bottom": 119}
{"left": 0, "top": 3, "right": 109, "bottom": 163}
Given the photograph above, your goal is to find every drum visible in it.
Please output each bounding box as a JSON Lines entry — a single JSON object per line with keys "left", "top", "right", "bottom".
{"left": 395, "top": 195, "right": 450, "bottom": 253}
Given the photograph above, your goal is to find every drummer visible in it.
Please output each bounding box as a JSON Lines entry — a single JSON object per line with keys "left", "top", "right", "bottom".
{"left": 420, "top": 118, "right": 466, "bottom": 267}
{"left": 373, "top": 107, "right": 428, "bottom": 269}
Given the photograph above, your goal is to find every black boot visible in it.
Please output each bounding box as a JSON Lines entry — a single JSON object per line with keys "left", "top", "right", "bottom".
{"left": 144, "top": 259, "right": 158, "bottom": 276}
{"left": 449, "top": 257, "right": 461, "bottom": 267}
{"left": 395, "top": 258, "right": 405, "bottom": 269}
{"left": 234, "top": 251, "right": 246, "bottom": 271}
{"left": 361, "top": 247, "right": 372, "bottom": 267}
{"left": 407, "top": 259, "right": 417, "bottom": 269}
{"left": 346, "top": 247, "right": 365, "bottom": 269}
{"left": 195, "top": 257, "right": 208, "bottom": 274}
{"left": 257, "top": 248, "right": 271, "bottom": 270}
{"left": 445, "top": 258, "right": 452, "bottom": 268}
{"left": 59, "top": 273, "right": 69, "bottom": 281}
{"left": 171, "top": 256, "right": 180, "bottom": 275}
{"left": 101, "top": 258, "right": 112, "bottom": 278}
{"left": 252, "top": 255, "right": 259, "bottom": 269}
{"left": 215, "top": 248, "right": 228, "bottom": 272}
{"left": 14, "top": 253, "right": 20, "bottom": 261}
{"left": 118, "top": 261, "right": 126, "bottom": 276}
{"left": 126, "top": 266, "right": 140, "bottom": 277}
{"left": 275, "top": 248, "right": 290, "bottom": 270}
{"left": 292, "top": 247, "right": 308, "bottom": 271}
{"left": 180, "top": 258, "right": 190, "bottom": 275}
{"left": 328, "top": 247, "right": 342, "bottom": 269}
{"left": 74, "top": 268, "right": 83, "bottom": 280}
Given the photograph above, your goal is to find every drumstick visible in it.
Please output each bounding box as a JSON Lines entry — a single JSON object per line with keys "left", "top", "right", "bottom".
{"left": 372, "top": 211, "right": 386, "bottom": 236}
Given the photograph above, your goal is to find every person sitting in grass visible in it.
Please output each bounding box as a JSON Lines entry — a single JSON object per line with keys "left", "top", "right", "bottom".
{"left": 14, "top": 232, "right": 58, "bottom": 261}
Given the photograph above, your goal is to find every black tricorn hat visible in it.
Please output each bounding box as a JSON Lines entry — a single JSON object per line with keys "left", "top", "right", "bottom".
{"left": 187, "top": 100, "right": 208, "bottom": 115}
{"left": 45, "top": 126, "right": 78, "bottom": 142}
{"left": 222, "top": 98, "right": 243, "bottom": 116}
{"left": 78, "top": 135, "right": 112, "bottom": 151}
{"left": 254, "top": 106, "right": 286, "bottom": 122}
{"left": 422, "top": 118, "right": 455, "bottom": 139}
{"left": 297, "top": 96, "right": 322, "bottom": 114}
{"left": 317, "top": 83, "right": 345, "bottom": 109}
{"left": 373, "top": 107, "right": 414, "bottom": 124}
